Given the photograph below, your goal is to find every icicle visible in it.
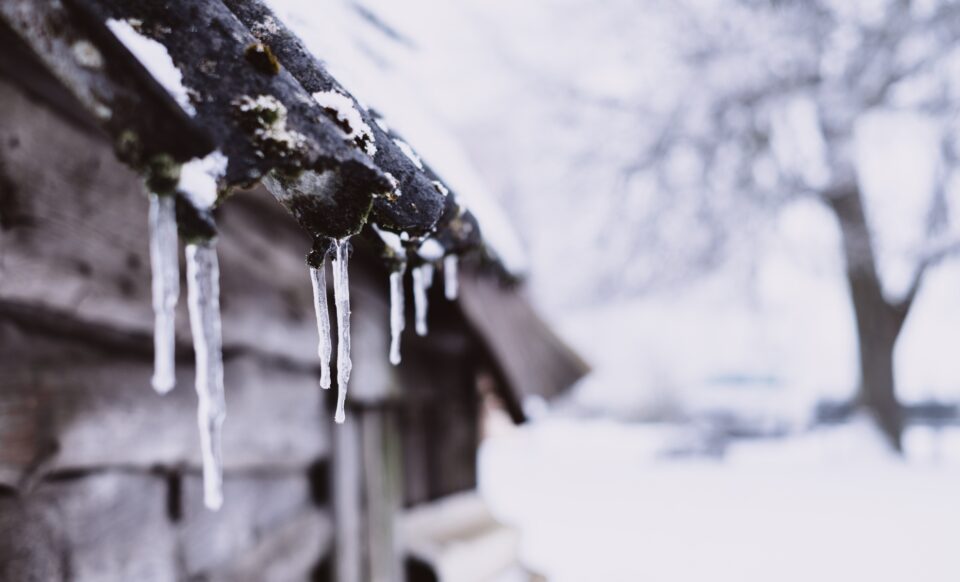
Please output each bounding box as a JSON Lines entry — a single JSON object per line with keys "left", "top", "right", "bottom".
{"left": 331, "top": 238, "right": 353, "bottom": 424}
{"left": 185, "top": 241, "right": 226, "bottom": 510}
{"left": 389, "top": 266, "right": 406, "bottom": 366}
{"left": 412, "top": 265, "right": 430, "bottom": 336}
{"left": 149, "top": 194, "right": 180, "bottom": 394}
{"left": 444, "top": 255, "right": 459, "bottom": 300}
{"left": 421, "top": 263, "right": 435, "bottom": 289}
{"left": 310, "top": 261, "right": 333, "bottom": 389}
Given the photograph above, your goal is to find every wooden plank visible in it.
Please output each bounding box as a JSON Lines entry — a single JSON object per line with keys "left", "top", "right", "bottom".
{"left": 0, "top": 78, "right": 323, "bottom": 366}
{"left": 0, "top": 496, "right": 65, "bottom": 582}
{"left": 332, "top": 416, "right": 363, "bottom": 582}
{"left": 205, "top": 511, "right": 332, "bottom": 582}
{"left": 34, "top": 473, "right": 178, "bottom": 582}
{"left": 360, "top": 410, "right": 404, "bottom": 582}
{"left": 177, "top": 473, "right": 321, "bottom": 577}
{"left": 458, "top": 269, "right": 590, "bottom": 414}
{"left": 0, "top": 323, "right": 329, "bottom": 487}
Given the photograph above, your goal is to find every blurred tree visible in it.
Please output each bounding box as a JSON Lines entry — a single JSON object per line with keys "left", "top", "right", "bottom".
{"left": 618, "top": 0, "right": 960, "bottom": 449}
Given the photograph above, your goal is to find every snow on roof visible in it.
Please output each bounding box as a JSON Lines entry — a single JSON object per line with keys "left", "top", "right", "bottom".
{"left": 105, "top": 18, "right": 196, "bottom": 116}
{"left": 179, "top": 151, "right": 228, "bottom": 209}
{"left": 264, "top": 0, "right": 529, "bottom": 275}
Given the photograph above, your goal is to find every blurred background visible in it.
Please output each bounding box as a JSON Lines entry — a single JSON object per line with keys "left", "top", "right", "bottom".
{"left": 291, "top": 0, "right": 960, "bottom": 579}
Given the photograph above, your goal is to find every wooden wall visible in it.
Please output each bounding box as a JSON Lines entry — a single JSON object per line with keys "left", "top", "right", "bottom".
{"left": 0, "top": 76, "right": 340, "bottom": 581}
{"left": 0, "top": 73, "right": 501, "bottom": 581}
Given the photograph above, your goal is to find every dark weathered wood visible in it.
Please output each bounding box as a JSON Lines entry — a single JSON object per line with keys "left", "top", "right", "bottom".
{"left": 360, "top": 409, "right": 404, "bottom": 582}
{"left": 222, "top": 0, "right": 447, "bottom": 238}
{"left": 332, "top": 417, "right": 362, "bottom": 582}
{"left": 205, "top": 511, "right": 332, "bottom": 582}
{"left": 332, "top": 408, "right": 405, "bottom": 582}
{"left": 70, "top": 0, "right": 389, "bottom": 239}
{"left": 0, "top": 78, "right": 323, "bottom": 365}
{"left": 178, "top": 473, "right": 320, "bottom": 576}
{"left": 0, "top": 496, "right": 65, "bottom": 582}
{"left": 0, "top": 0, "right": 210, "bottom": 166}
{"left": 0, "top": 324, "right": 329, "bottom": 487}
{"left": 458, "top": 268, "right": 590, "bottom": 417}
{"left": 35, "top": 473, "right": 178, "bottom": 582}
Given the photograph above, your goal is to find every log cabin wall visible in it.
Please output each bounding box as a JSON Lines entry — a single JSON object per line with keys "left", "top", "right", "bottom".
{"left": 0, "top": 72, "right": 502, "bottom": 581}
{"left": 0, "top": 75, "right": 338, "bottom": 581}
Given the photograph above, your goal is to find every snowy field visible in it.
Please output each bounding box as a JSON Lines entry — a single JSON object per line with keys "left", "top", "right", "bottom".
{"left": 480, "top": 417, "right": 960, "bottom": 582}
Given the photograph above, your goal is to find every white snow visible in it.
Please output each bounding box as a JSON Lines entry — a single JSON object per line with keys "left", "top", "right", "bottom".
{"left": 412, "top": 265, "right": 430, "bottom": 336}
{"left": 331, "top": 238, "right": 353, "bottom": 423}
{"left": 312, "top": 90, "right": 377, "bottom": 156}
{"left": 431, "top": 180, "right": 449, "bottom": 197}
{"left": 71, "top": 40, "right": 104, "bottom": 69}
{"left": 372, "top": 224, "right": 405, "bottom": 257}
{"left": 105, "top": 18, "right": 196, "bottom": 116}
{"left": 185, "top": 242, "right": 226, "bottom": 511}
{"left": 389, "top": 267, "right": 406, "bottom": 365}
{"left": 310, "top": 263, "right": 333, "bottom": 389}
{"left": 263, "top": 0, "right": 529, "bottom": 275}
{"left": 443, "top": 254, "right": 458, "bottom": 300}
{"left": 178, "top": 151, "right": 228, "bottom": 210}
{"left": 148, "top": 193, "right": 180, "bottom": 394}
{"left": 481, "top": 417, "right": 960, "bottom": 582}
{"left": 393, "top": 138, "right": 424, "bottom": 169}
{"left": 417, "top": 238, "right": 444, "bottom": 261}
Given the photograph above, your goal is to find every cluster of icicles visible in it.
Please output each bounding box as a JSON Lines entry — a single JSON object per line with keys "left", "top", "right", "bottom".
{"left": 146, "top": 194, "right": 459, "bottom": 510}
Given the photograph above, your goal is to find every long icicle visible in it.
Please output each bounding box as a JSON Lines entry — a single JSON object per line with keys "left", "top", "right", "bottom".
{"left": 389, "top": 265, "right": 406, "bottom": 365}
{"left": 149, "top": 193, "right": 180, "bottom": 393}
{"left": 331, "top": 238, "right": 353, "bottom": 424}
{"left": 412, "top": 265, "right": 429, "bottom": 336}
{"left": 186, "top": 241, "right": 226, "bottom": 510}
{"left": 422, "top": 263, "right": 435, "bottom": 290}
{"left": 310, "top": 258, "right": 333, "bottom": 389}
{"left": 444, "top": 255, "right": 459, "bottom": 300}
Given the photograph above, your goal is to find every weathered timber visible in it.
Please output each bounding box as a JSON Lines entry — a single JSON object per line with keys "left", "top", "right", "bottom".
{"left": 0, "top": 0, "right": 210, "bottom": 166}
{"left": 205, "top": 511, "right": 332, "bottom": 582}
{"left": 222, "top": 0, "right": 448, "bottom": 238}
{"left": 73, "top": 0, "right": 390, "bottom": 232}
{"left": 35, "top": 473, "right": 178, "bottom": 582}
{"left": 0, "top": 79, "right": 324, "bottom": 365}
{"left": 458, "top": 268, "right": 590, "bottom": 417}
{"left": 0, "top": 323, "right": 328, "bottom": 488}
{"left": 0, "top": 495, "right": 65, "bottom": 582}
{"left": 177, "top": 473, "right": 322, "bottom": 576}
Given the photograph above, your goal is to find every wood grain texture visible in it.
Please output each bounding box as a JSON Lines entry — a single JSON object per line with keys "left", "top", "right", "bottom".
{"left": 177, "top": 472, "right": 323, "bottom": 577}
{"left": 0, "top": 78, "right": 325, "bottom": 367}
{"left": 0, "top": 323, "right": 329, "bottom": 488}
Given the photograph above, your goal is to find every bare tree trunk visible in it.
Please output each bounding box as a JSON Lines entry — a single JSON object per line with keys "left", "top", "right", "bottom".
{"left": 849, "top": 277, "right": 904, "bottom": 451}
{"left": 825, "top": 184, "right": 910, "bottom": 451}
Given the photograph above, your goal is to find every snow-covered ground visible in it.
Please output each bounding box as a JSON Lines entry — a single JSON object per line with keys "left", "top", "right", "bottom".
{"left": 480, "top": 417, "right": 960, "bottom": 582}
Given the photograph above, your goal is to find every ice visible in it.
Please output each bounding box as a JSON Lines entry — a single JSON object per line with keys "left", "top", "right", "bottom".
{"left": 185, "top": 242, "right": 226, "bottom": 510}
{"left": 149, "top": 194, "right": 180, "bottom": 394}
{"left": 413, "top": 265, "right": 430, "bottom": 336}
{"left": 444, "top": 254, "right": 459, "bottom": 300}
{"left": 389, "top": 266, "right": 406, "bottom": 365}
{"left": 331, "top": 238, "right": 353, "bottom": 423}
{"left": 423, "top": 263, "right": 435, "bottom": 289}
{"left": 310, "top": 260, "right": 333, "bottom": 390}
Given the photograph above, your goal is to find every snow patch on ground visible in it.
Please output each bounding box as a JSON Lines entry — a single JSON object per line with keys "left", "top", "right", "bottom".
{"left": 480, "top": 417, "right": 960, "bottom": 582}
